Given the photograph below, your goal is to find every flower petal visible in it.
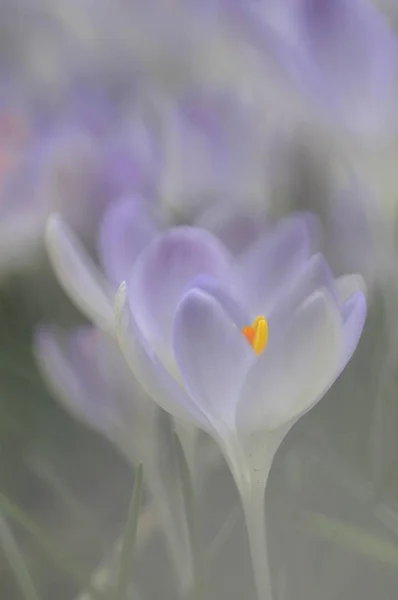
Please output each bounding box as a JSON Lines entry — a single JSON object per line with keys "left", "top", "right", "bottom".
{"left": 184, "top": 275, "right": 250, "bottom": 329}
{"left": 195, "top": 202, "right": 265, "bottom": 256}
{"left": 173, "top": 288, "right": 254, "bottom": 427}
{"left": 98, "top": 195, "right": 157, "bottom": 287}
{"left": 115, "top": 282, "right": 211, "bottom": 431}
{"left": 35, "top": 324, "right": 153, "bottom": 461}
{"left": 128, "top": 227, "right": 233, "bottom": 346}
{"left": 34, "top": 325, "right": 123, "bottom": 434}
{"left": 237, "top": 213, "right": 316, "bottom": 316}
{"left": 268, "top": 253, "right": 336, "bottom": 332}
{"left": 340, "top": 290, "right": 367, "bottom": 367}
{"left": 46, "top": 214, "right": 115, "bottom": 333}
{"left": 238, "top": 288, "right": 343, "bottom": 433}
{"left": 160, "top": 91, "right": 266, "bottom": 214}
{"left": 289, "top": 0, "right": 398, "bottom": 134}
{"left": 335, "top": 273, "right": 366, "bottom": 305}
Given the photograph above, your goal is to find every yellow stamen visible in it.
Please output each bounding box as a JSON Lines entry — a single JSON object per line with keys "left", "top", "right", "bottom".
{"left": 242, "top": 316, "right": 268, "bottom": 355}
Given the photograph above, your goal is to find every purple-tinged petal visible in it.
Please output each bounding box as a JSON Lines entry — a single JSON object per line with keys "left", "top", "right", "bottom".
{"left": 237, "top": 213, "right": 316, "bottom": 316}
{"left": 34, "top": 129, "right": 104, "bottom": 239}
{"left": 98, "top": 196, "right": 158, "bottom": 287}
{"left": 340, "top": 290, "right": 367, "bottom": 367}
{"left": 160, "top": 91, "right": 267, "bottom": 213}
{"left": 34, "top": 325, "right": 123, "bottom": 433}
{"left": 221, "top": 0, "right": 398, "bottom": 135}
{"left": 101, "top": 107, "right": 163, "bottom": 199}
{"left": 196, "top": 203, "right": 265, "bottom": 256}
{"left": 268, "top": 253, "right": 337, "bottom": 332}
{"left": 335, "top": 274, "right": 366, "bottom": 306}
{"left": 128, "top": 227, "right": 233, "bottom": 347}
{"left": 34, "top": 324, "right": 152, "bottom": 460}
{"left": 173, "top": 289, "right": 254, "bottom": 426}
{"left": 238, "top": 288, "right": 343, "bottom": 433}
{"left": 323, "top": 181, "right": 377, "bottom": 283}
{"left": 288, "top": 0, "right": 398, "bottom": 134}
{"left": 115, "top": 282, "right": 211, "bottom": 431}
{"left": 184, "top": 275, "right": 250, "bottom": 329}
{"left": 46, "top": 214, "right": 114, "bottom": 333}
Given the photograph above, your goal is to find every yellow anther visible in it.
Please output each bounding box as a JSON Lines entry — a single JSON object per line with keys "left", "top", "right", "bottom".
{"left": 242, "top": 316, "right": 268, "bottom": 355}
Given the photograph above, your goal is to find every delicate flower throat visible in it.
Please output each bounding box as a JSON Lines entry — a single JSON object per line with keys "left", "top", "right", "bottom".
{"left": 242, "top": 316, "right": 268, "bottom": 355}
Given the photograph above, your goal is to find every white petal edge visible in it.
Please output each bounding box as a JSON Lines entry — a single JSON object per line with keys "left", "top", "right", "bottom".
{"left": 335, "top": 273, "right": 367, "bottom": 305}
{"left": 46, "top": 214, "right": 115, "bottom": 334}
{"left": 115, "top": 282, "right": 212, "bottom": 432}
{"left": 340, "top": 289, "right": 367, "bottom": 368}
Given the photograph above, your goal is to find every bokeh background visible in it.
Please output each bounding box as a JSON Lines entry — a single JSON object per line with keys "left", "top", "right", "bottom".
{"left": 1, "top": 1, "right": 398, "bottom": 599}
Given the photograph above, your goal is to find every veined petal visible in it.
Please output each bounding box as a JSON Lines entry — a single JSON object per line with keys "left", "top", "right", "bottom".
{"left": 128, "top": 227, "right": 233, "bottom": 347}
{"left": 238, "top": 288, "right": 343, "bottom": 433}
{"left": 98, "top": 195, "right": 157, "bottom": 287}
{"left": 115, "top": 282, "right": 212, "bottom": 432}
{"left": 46, "top": 214, "right": 115, "bottom": 334}
{"left": 173, "top": 288, "right": 254, "bottom": 427}
{"left": 237, "top": 213, "right": 316, "bottom": 316}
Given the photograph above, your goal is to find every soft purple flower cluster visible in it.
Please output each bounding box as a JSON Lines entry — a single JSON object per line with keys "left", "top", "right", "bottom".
{"left": 12, "top": 0, "right": 398, "bottom": 596}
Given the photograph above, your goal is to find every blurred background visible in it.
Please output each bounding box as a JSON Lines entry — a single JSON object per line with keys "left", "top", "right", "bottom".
{"left": 1, "top": 1, "right": 398, "bottom": 599}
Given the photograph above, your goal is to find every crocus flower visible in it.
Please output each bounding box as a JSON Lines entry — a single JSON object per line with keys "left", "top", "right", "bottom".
{"left": 0, "top": 76, "right": 163, "bottom": 278}
{"left": 34, "top": 323, "right": 193, "bottom": 593}
{"left": 221, "top": 0, "right": 398, "bottom": 138}
{"left": 42, "top": 89, "right": 367, "bottom": 599}
{"left": 159, "top": 89, "right": 270, "bottom": 217}
{"left": 264, "top": 126, "right": 381, "bottom": 291}
{"left": 44, "top": 87, "right": 274, "bottom": 330}
{"left": 112, "top": 216, "right": 366, "bottom": 600}
{"left": 0, "top": 125, "right": 101, "bottom": 276}
{"left": 45, "top": 198, "right": 366, "bottom": 600}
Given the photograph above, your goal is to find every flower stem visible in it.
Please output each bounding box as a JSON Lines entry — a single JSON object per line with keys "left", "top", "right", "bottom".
{"left": 241, "top": 480, "right": 272, "bottom": 600}
{"left": 174, "top": 432, "right": 205, "bottom": 599}
{"left": 151, "top": 411, "right": 194, "bottom": 593}
{"left": 219, "top": 428, "right": 289, "bottom": 600}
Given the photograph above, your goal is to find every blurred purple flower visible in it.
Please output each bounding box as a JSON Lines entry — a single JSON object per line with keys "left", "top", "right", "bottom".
{"left": 44, "top": 87, "right": 274, "bottom": 328}
{"left": 159, "top": 89, "right": 270, "bottom": 214}
{"left": 0, "top": 124, "right": 103, "bottom": 276}
{"left": 34, "top": 323, "right": 194, "bottom": 591}
{"left": 222, "top": 0, "right": 398, "bottom": 137}
{"left": 45, "top": 190, "right": 270, "bottom": 338}
{"left": 35, "top": 325, "right": 152, "bottom": 458}
{"left": 0, "top": 79, "right": 163, "bottom": 277}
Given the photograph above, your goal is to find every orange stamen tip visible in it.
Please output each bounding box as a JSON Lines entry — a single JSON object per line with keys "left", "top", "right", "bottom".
{"left": 241, "top": 316, "right": 268, "bottom": 355}
{"left": 242, "top": 325, "right": 255, "bottom": 345}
